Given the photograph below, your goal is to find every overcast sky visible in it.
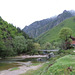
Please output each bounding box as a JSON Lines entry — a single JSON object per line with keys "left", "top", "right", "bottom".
{"left": 0, "top": 0, "right": 75, "bottom": 29}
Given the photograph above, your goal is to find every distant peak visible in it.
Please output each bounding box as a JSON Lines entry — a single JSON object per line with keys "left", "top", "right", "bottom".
{"left": 63, "top": 10, "right": 69, "bottom": 13}
{"left": 63, "top": 10, "right": 67, "bottom": 12}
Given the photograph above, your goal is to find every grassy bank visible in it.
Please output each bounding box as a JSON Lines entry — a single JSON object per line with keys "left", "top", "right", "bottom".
{"left": 21, "top": 62, "right": 50, "bottom": 75}
{"left": 21, "top": 56, "right": 59, "bottom": 75}
{"left": 22, "top": 55, "right": 75, "bottom": 75}
{"left": 45, "top": 55, "right": 75, "bottom": 75}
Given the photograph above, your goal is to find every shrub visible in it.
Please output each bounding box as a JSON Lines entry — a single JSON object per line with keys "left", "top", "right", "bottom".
{"left": 58, "top": 49, "right": 75, "bottom": 55}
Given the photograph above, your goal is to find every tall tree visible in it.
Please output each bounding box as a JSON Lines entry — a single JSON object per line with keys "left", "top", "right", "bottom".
{"left": 59, "top": 27, "right": 72, "bottom": 49}
{"left": 44, "top": 42, "right": 51, "bottom": 50}
{"left": 13, "top": 36, "right": 27, "bottom": 54}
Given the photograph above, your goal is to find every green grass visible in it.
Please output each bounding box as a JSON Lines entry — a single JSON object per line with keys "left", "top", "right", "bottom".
{"left": 21, "top": 55, "right": 75, "bottom": 75}
{"left": 46, "top": 55, "right": 75, "bottom": 75}
{"left": 20, "top": 63, "right": 50, "bottom": 75}
{"left": 10, "top": 67, "right": 19, "bottom": 71}
{"left": 20, "top": 56, "right": 60, "bottom": 75}
{"left": 31, "top": 63, "right": 41, "bottom": 66}
{"left": 36, "top": 16, "right": 75, "bottom": 44}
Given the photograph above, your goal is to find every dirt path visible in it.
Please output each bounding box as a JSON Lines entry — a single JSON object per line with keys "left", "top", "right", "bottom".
{"left": 10, "top": 55, "right": 47, "bottom": 59}
{"left": 0, "top": 64, "right": 43, "bottom": 75}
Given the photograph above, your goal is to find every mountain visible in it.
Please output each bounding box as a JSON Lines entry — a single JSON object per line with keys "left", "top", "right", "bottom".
{"left": 36, "top": 16, "right": 75, "bottom": 44}
{"left": 23, "top": 10, "right": 75, "bottom": 38}
{"left": 23, "top": 18, "right": 52, "bottom": 37}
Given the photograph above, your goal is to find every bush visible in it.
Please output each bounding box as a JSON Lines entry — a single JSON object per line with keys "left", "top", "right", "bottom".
{"left": 58, "top": 49, "right": 75, "bottom": 55}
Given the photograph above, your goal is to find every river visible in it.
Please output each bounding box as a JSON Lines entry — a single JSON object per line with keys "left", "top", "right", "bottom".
{"left": 0, "top": 55, "right": 47, "bottom": 71}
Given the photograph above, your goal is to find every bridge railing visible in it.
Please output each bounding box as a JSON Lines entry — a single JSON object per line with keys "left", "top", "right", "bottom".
{"left": 38, "top": 49, "right": 59, "bottom": 52}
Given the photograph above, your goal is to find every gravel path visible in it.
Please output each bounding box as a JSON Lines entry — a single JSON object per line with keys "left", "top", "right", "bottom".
{"left": 0, "top": 64, "right": 42, "bottom": 75}
{"left": 14, "top": 55, "right": 47, "bottom": 59}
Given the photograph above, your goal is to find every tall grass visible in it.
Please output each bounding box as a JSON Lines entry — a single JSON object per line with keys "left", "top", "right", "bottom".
{"left": 21, "top": 55, "right": 75, "bottom": 75}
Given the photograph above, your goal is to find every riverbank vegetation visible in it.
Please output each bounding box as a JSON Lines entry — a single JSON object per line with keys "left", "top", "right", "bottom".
{"left": 22, "top": 54, "right": 75, "bottom": 75}
{"left": 0, "top": 17, "right": 41, "bottom": 58}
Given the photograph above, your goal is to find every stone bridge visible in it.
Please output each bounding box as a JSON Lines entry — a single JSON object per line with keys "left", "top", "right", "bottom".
{"left": 38, "top": 49, "right": 59, "bottom": 52}
{"left": 38, "top": 49, "right": 59, "bottom": 58}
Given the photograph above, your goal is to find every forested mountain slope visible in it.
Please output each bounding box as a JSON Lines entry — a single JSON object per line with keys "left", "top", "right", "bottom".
{"left": 0, "top": 16, "right": 30, "bottom": 40}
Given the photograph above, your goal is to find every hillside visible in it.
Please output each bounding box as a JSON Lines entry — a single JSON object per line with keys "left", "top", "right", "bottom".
{"left": 23, "top": 18, "right": 52, "bottom": 37}
{"left": 24, "top": 55, "right": 75, "bottom": 75}
{"left": 0, "top": 16, "right": 30, "bottom": 41}
{"left": 23, "top": 10, "right": 75, "bottom": 38}
{"left": 0, "top": 17, "right": 18, "bottom": 40}
{"left": 36, "top": 16, "right": 75, "bottom": 44}
{"left": 0, "top": 16, "right": 34, "bottom": 58}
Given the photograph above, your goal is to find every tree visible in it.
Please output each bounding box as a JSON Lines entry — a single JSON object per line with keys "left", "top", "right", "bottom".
{"left": 13, "top": 36, "right": 27, "bottom": 54}
{"left": 26, "top": 39, "right": 35, "bottom": 54}
{"left": 17, "top": 27, "right": 30, "bottom": 39}
{"left": 33, "top": 43, "right": 41, "bottom": 54}
{"left": 44, "top": 42, "right": 51, "bottom": 50}
{"left": 0, "top": 39, "right": 14, "bottom": 58}
{"left": 0, "top": 17, "right": 32, "bottom": 58}
{"left": 59, "top": 27, "right": 72, "bottom": 49}
{"left": 33, "top": 43, "right": 41, "bottom": 50}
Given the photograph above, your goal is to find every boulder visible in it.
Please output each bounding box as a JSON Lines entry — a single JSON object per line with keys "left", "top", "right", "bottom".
{"left": 47, "top": 52, "right": 55, "bottom": 59}
{"left": 37, "top": 58, "right": 42, "bottom": 61}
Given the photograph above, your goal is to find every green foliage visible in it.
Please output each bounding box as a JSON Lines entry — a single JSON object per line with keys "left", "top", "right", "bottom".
{"left": 0, "top": 17, "right": 19, "bottom": 58}
{"left": 26, "top": 39, "right": 35, "bottom": 54}
{"left": 10, "top": 67, "right": 19, "bottom": 71}
{"left": 36, "top": 16, "right": 75, "bottom": 44}
{"left": 0, "top": 40, "right": 15, "bottom": 58}
{"left": 41, "top": 41, "right": 60, "bottom": 50}
{"left": 33, "top": 43, "right": 41, "bottom": 50}
{"left": 22, "top": 55, "right": 60, "bottom": 75}
{"left": 59, "top": 27, "right": 72, "bottom": 40}
{"left": 33, "top": 43, "right": 41, "bottom": 54}
{"left": 44, "top": 42, "right": 51, "bottom": 49}
{"left": 12, "top": 36, "right": 27, "bottom": 54}
{"left": 59, "top": 27, "right": 73, "bottom": 49}
{"left": 46, "top": 55, "right": 75, "bottom": 75}
{"left": 58, "top": 49, "right": 75, "bottom": 55}
{"left": 21, "top": 63, "right": 49, "bottom": 75}
{"left": 0, "top": 16, "right": 36, "bottom": 58}
{"left": 17, "top": 27, "right": 30, "bottom": 39}
{"left": 23, "top": 55, "right": 75, "bottom": 75}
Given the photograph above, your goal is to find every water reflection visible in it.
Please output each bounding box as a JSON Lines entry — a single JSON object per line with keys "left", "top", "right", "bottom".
{"left": 0, "top": 57, "right": 47, "bottom": 71}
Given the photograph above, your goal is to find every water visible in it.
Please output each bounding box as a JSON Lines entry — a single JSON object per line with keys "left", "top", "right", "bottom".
{"left": 0, "top": 57, "right": 47, "bottom": 71}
